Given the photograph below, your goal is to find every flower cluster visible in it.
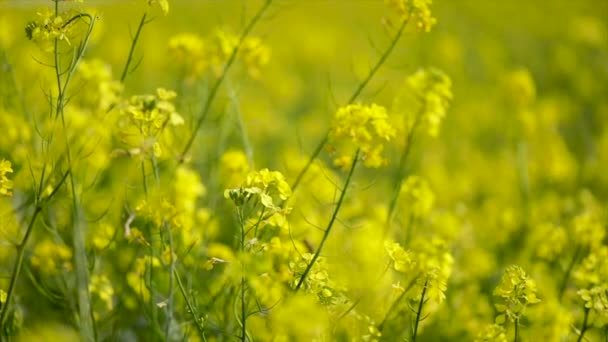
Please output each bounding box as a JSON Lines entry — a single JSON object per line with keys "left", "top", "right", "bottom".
{"left": 0, "top": 159, "right": 13, "bottom": 197}
{"left": 385, "top": 0, "right": 436, "bottom": 32}
{"left": 168, "top": 29, "right": 270, "bottom": 79}
{"left": 30, "top": 240, "right": 73, "bottom": 275}
{"left": 25, "top": 9, "right": 81, "bottom": 51}
{"left": 77, "top": 59, "right": 123, "bottom": 112}
{"left": 474, "top": 324, "right": 508, "bottom": 342}
{"left": 219, "top": 149, "right": 251, "bottom": 188}
{"left": 394, "top": 68, "right": 452, "bottom": 137}
{"left": 289, "top": 253, "right": 340, "bottom": 304}
{"left": 493, "top": 265, "right": 541, "bottom": 324}
{"left": 225, "top": 168, "right": 291, "bottom": 212}
{"left": 328, "top": 103, "right": 396, "bottom": 169}
{"left": 117, "top": 88, "right": 183, "bottom": 158}
{"left": 400, "top": 175, "right": 434, "bottom": 218}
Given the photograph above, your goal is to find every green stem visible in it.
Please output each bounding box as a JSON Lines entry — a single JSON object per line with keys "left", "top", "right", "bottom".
{"left": 120, "top": 12, "right": 148, "bottom": 83}
{"left": 378, "top": 275, "right": 419, "bottom": 332}
{"left": 576, "top": 307, "right": 590, "bottom": 342}
{"left": 411, "top": 279, "right": 428, "bottom": 342}
{"left": 179, "top": 0, "right": 272, "bottom": 161}
{"left": 174, "top": 269, "right": 207, "bottom": 341}
{"left": 559, "top": 244, "right": 582, "bottom": 301}
{"left": 513, "top": 317, "right": 519, "bottom": 342}
{"left": 237, "top": 208, "right": 248, "bottom": 342}
{"left": 291, "top": 17, "right": 409, "bottom": 193}
{"left": 295, "top": 149, "right": 360, "bottom": 292}
{"left": 0, "top": 206, "right": 42, "bottom": 328}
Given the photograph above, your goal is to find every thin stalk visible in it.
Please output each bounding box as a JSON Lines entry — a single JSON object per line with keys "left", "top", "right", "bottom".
{"left": 378, "top": 275, "right": 419, "bottom": 332}
{"left": 179, "top": 0, "right": 273, "bottom": 161}
{"left": 576, "top": 307, "right": 590, "bottom": 342}
{"left": 295, "top": 149, "right": 360, "bottom": 291}
{"left": 237, "top": 208, "right": 248, "bottom": 342}
{"left": 384, "top": 96, "right": 425, "bottom": 237}
{"left": 513, "top": 318, "right": 519, "bottom": 342}
{"left": 174, "top": 269, "right": 207, "bottom": 341}
{"left": 52, "top": 7, "right": 97, "bottom": 340}
{"left": 0, "top": 206, "right": 41, "bottom": 328}
{"left": 411, "top": 279, "right": 428, "bottom": 342}
{"left": 120, "top": 12, "right": 148, "bottom": 83}
{"left": 164, "top": 221, "right": 175, "bottom": 341}
{"left": 291, "top": 17, "right": 410, "bottom": 193}
{"left": 559, "top": 244, "right": 582, "bottom": 301}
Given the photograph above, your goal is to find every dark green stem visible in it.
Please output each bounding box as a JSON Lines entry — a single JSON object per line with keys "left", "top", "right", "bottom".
{"left": 576, "top": 307, "right": 590, "bottom": 342}
{"left": 513, "top": 317, "right": 519, "bottom": 342}
{"left": 120, "top": 12, "right": 147, "bottom": 83}
{"left": 411, "top": 279, "right": 428, "bottom": 342}
{"left": 295, "top": 149, "right": 360, "bottom": 291}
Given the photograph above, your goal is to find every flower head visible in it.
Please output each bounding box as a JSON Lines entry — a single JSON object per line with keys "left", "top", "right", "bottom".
{"left": 493, "top": 265, "right": 541, "bottom": 324}
{"left": 386, "top": 0, "right": 437, "bottom": 32}
{"left": 328, "top": 103, "right": 396, "bottom": 169}
{"left": 394, "top": 68, "right": 452, "bottom": 137}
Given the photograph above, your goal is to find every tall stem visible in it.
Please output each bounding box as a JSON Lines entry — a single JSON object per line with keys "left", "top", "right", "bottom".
{"left": 295, "top": 149, "right": 360, "bottom": 291}
{"left": 576, "top": 307, "right": 590, "bottom": 342}
{"left": 411, "top": 279, "right": 428, "bottom": 342}
{"left": 513, "top": 317, "right": 519, "bottom": 342}
{"left": 121, "top": 12, "right": 148, "bottom": 83}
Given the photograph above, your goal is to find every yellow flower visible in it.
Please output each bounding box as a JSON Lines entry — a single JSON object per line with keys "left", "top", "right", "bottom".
{"left": 328, "top": 103, "right": 396, "bottom": 169}
{"left": 386, "top": 0, "right": 437, "bottom": 32}
{"left": 0, "top": 159, "right": 14, "bottom": 197}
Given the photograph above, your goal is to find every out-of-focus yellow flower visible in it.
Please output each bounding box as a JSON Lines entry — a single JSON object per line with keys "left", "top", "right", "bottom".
{"left": 474, "top": 324, "right": 507, "bottom": 342}
{"left": 220, "top": 149, "right": 250, "bottom": 188}
{"left": 328, "top": 103, "right": 396, "bottom": 169}
{"left": 394, "top": 68, "right": 452, "bottom": 137}
{"left": 386, "top": 0, "right": 436, "bottom": 32}
{"left": 148, "top": 0, "right": 169, "bottom": 15}
{"left": 0, "top": 159, "right": 14, "bottom": 196}
{"left": 400, "top": 175, "right": 434, "bottom": 218}
{"left": 30, "top": 240, "right": 73, "bottom": 275}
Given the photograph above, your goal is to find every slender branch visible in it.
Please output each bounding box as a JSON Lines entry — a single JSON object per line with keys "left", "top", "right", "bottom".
{"left": 513, "top": 317, "right": 519, "bottom": 342}
{"left": 174, "top": 269, "right": 207, "bottom": 341}
{"left": 179, "top": 0, "right": 273, "bottom": 161}
{"left": 559, "top": 244, "right": 582, "bottom": 301}
{"left": 290, "top": 17, "right": 410, "bottom": 193}
{"left": 576, "top": 307, "right": 590, "bottom": 342}
{"left": 295, "top": 149, "right": 360, "bottom": 291}
{"left": 121, "top": 12, "right": 148, "bottom": 83}
{"left": 411, "top": 279, "right": 428, "bottom": 342}
{"left": 0, "top": 206, "right": 42, "bottom": 328}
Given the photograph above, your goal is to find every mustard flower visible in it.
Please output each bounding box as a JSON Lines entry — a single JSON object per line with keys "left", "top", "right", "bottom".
{"left": 0, "top": 159, "right": 14, "bottom": 197}
{"left": 25, "top": 8, "right": 80, "bottom": 51}
{"left": 503, "top": 68, "right": 536, "bottom": 108}
{"left": 148, "top": 0, "right": 169, "bottom": 15}
{"left": 117, "top": 88, "right": 183, "bottom": 158}
{"left": 493, "top": 265, "right": 541, "bottom": 324}
{"left": 328, "top": 103, "right": 396, "bottom": 169}
{"left": 385, "top": 0, "right": 437, "bottom": 32}
{"left": 219, "top": 149, "right": 251, "bottom": 188}
{"left": 0, "top": 289, "right": 6, "bottom": 304}
{"left": 89, "top": 274, "right": 114, "bottom": 311}
{"left": 30, "top": 240, "right": 73, "bottom": 275}
{"left": 224, "top": 168, "right": 291, "bottom": 211}
{"left": 385, "top": 240, "right": 415, "bottom": 273}
{"left": 394, "top": 68, "right": 452, "bottom": 137}
{"left": 168, "top": 33, "right": 206, "bottom": 79}
{"left": 578, "top": 286, "right": 608, "bottom": 320}
{"left": 77, "top": 59, "right": 123, "bottom": 111}
{"left": 400, "top": 175, "right": 434, "bottom": 218}
{"left": 475, "top": 324, "right": 508, "bottom": 342}
{"left": 574, "top": 246, "right": 608, "bottom": 287}
{"left": 207, "top": 29, "right": 270, "bottom": 78}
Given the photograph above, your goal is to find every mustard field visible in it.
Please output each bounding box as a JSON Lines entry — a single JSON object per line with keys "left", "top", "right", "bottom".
{"left": 0, "top": 0, "right": 607, "bottom": 341}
